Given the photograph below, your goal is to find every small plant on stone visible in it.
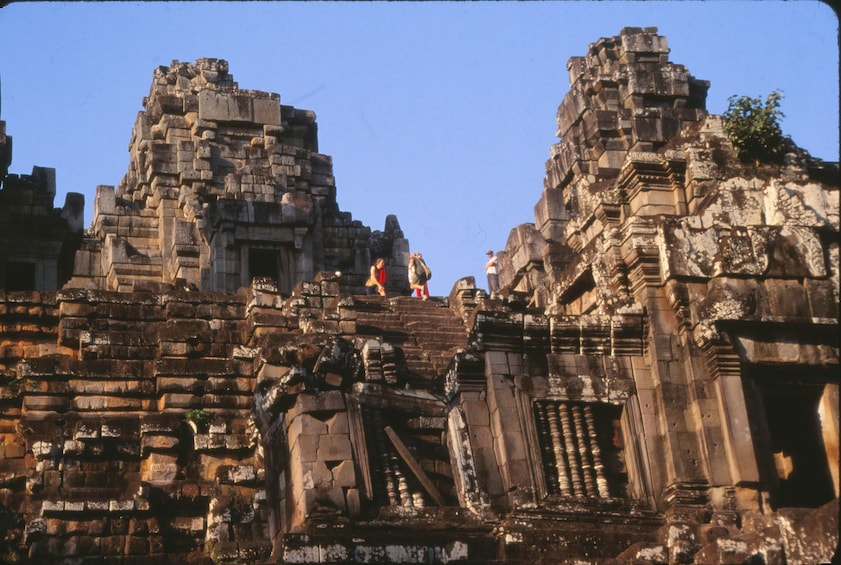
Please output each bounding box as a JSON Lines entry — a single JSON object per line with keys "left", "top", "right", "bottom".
{"left": 185, "top": 408, "right": 211, "bottom": 432}
{"left": 723, "top": 90, "right": 789, "bottom": 166}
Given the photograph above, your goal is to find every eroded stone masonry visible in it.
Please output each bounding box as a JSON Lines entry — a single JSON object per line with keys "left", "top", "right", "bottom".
{"left": 0, "top": 27, "right": 837, "bottom": 564}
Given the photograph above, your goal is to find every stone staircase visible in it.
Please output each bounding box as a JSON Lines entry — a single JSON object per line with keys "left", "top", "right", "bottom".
{"left": 390, "top": 296, "right": 470, "bottom": 376}
{"left": 352, "top": 295, "right": 469, "bottom": 383}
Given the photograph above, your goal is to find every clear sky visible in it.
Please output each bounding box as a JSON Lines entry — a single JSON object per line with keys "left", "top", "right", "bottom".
{"left": 1, "top": 1, "right": 838, "bottom": 294}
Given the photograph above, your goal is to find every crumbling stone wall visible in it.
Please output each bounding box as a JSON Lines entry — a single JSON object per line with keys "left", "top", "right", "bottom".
{"left": 0, "top": 276, "right": 479, "bottom": 563}
{"left": 0, "top": 26, "right": 838, "bottom": 565}
{"left": 0, "top": 119, "right": 84, "bottom": 291}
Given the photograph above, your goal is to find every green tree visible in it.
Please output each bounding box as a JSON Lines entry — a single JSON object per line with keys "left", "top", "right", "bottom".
{"left": 723, "top": 90, "right": 788, "bottom": 165}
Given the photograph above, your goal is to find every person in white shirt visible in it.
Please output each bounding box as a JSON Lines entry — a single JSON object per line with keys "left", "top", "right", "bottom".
{"left": 408, "top": 253, "right": 430, "bottom": 300}
{"left": 484, "top": 250, "right": 499, "bottom": 294}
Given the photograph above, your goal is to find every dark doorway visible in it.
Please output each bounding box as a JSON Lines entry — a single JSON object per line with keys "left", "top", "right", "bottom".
{"left": 249, "top": 248, "right": 279, "bottom": 282}
{"left": 759, "top": 382, "right": 835, "bottom": 508}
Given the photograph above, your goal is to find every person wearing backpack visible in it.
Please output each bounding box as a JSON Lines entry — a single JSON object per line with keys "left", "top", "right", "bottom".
{"left": 408, "top": 253, "right": 431, "bottom": 300}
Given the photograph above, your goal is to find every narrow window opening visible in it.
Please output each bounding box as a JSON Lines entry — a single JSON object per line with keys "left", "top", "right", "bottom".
{"left": 360, "top": 406, "right": 456, "bottom": 512}
{"left": 534, "top": 400, "right": 628, "bottom": 499}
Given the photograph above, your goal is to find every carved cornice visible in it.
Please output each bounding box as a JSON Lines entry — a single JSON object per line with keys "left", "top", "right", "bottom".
{"left": 619, "top": 218, "right": 662, "bottom": 294}
{"left": 549, "top": 311, "right": 645, "bottom": 356}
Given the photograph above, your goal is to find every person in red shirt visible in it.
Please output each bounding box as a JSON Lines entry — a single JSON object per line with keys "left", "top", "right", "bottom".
{"left": 365, "top": 258, "right": 387, "bottom": 296}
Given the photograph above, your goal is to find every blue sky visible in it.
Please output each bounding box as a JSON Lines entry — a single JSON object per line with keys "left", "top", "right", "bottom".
{"left": 1, "top": 1, "right": 838, "bottom": 294}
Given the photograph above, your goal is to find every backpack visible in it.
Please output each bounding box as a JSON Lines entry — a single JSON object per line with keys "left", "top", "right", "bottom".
{"left": 416, "top": 257, "right": 431, "bottom": 281}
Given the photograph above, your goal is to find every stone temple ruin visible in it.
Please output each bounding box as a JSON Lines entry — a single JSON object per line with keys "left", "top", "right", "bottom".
{"left": 0, "top": 27, "right": 837, "bottom": 564}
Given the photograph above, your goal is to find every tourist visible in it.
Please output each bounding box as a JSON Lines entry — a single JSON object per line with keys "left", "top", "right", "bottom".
{"left": 415, "top": 281, "right": 429, "bottom": 299}
{"left": 485, "top": 250, "right": 500, "bottom": 295}
{"left": 408, "top": 253, "right": 430, "bottom": 300}
{"left": 366, "top": 258, "right": 387, "bottom": 296}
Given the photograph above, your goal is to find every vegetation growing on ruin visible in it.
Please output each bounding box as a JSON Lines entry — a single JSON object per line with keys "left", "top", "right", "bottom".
{"left": 185, "top": 408, "right": 211, "bottom": 431}
{"left": 723, "top": 90, "right": 788, "bottom": 165}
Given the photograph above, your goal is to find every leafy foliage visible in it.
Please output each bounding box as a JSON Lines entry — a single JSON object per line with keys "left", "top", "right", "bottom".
{"left": 723, "top": 90, "right": 788, "bottom": 164}
{"left": 185, "top": 408, "right": 211, "bottom": 431}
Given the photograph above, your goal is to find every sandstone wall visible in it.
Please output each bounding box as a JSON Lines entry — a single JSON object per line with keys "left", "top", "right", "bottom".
{"left": 0, "top": 27, "right": 838, "bottom": 565}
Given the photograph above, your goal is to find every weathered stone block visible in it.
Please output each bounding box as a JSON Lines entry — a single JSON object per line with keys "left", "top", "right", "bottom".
{"left": 141, "top": 453, "right": 179, "bottom": 485}
{"left": 331, "top": 460, "right": 356, "bottom": 487}
{"left": 310, "top": 460, "right": 332, "bottom": 487}
{"left": 460, "top": 399, "right": 491, "bottom": 428}
{"left": 141, "top": 435, "right": 179, "bottom": 452}
{"left": 61, "top": 535, "right": 99, "bottom": 557}
{"left": 764, "top": 279, "right": 810, "bottom": 319}
{"left": 24, "top": 395, "right": 71, "bottom": 412}
{"left": 124, "top": 535, "right": 149, "bottom": 555}
{"left": 170, "top": 516, "right": 205, "bottom": 534}
{"left": 287, "top": 390, "right": 347, "bottom": 418}
{"left": 316, "top": 434, "right": 352, "bottom": 462}
{"left": 804, "top": 278, "right": 839, "bottom": 319}
{"left": 293, "top": 434, "right": 320, "bottom": 463}
{"left": 228, "top": 465, "right": 256, "bottom": 484}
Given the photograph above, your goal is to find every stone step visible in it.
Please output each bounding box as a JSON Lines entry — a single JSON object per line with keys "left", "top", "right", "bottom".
{"left": 403, "top": 313, "right": 465, "bottom": 326}
{"left": 407, "top": 328, "right": 468, "bottom": 342}
{"left": 351, "top": 295, "right": 392, "bottom": 312}
{"left": 354, "top": 311, "right": 402, "bottom": 324}
{"left": 411, "top": 328, "right": 468, "bottom": 342}
{"left": 355, "top": 327, "right": 412, "bottom": 346}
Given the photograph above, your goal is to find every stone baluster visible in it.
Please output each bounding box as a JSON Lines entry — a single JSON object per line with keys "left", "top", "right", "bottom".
{"left": 370, "top": 408, "right": 400, "bottom": 505}
{"left": 397, "top": 473, "right": 412, "bottom": 507}
{"left": 546, "top": 402, "right": 571, "bottom": 496}
{"left": 585, "top": 405, "right": 611, "bottom": 498}
{"left": 535, "top": 403, "right": 560, "bottom": 494}
{"left": 572, "top": 404, "right": 597, "bottom": 497}
{"left": 559, "top": 403, "right": 584, "bottom": 497}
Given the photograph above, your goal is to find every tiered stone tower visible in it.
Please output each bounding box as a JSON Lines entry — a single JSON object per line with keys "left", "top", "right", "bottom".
{"left": 493, "top": 27, "right": 839, "bottom": 561}
{"left": 0, "top": 27, "right": 837, "bottom": 565}
{"left": 67, "top": 58, "right": 409, "bottom": 295}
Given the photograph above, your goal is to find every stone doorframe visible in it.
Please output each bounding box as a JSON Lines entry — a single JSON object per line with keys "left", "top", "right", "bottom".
{"left": 703, "top": 321, "right": 840, "bottom": 511}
